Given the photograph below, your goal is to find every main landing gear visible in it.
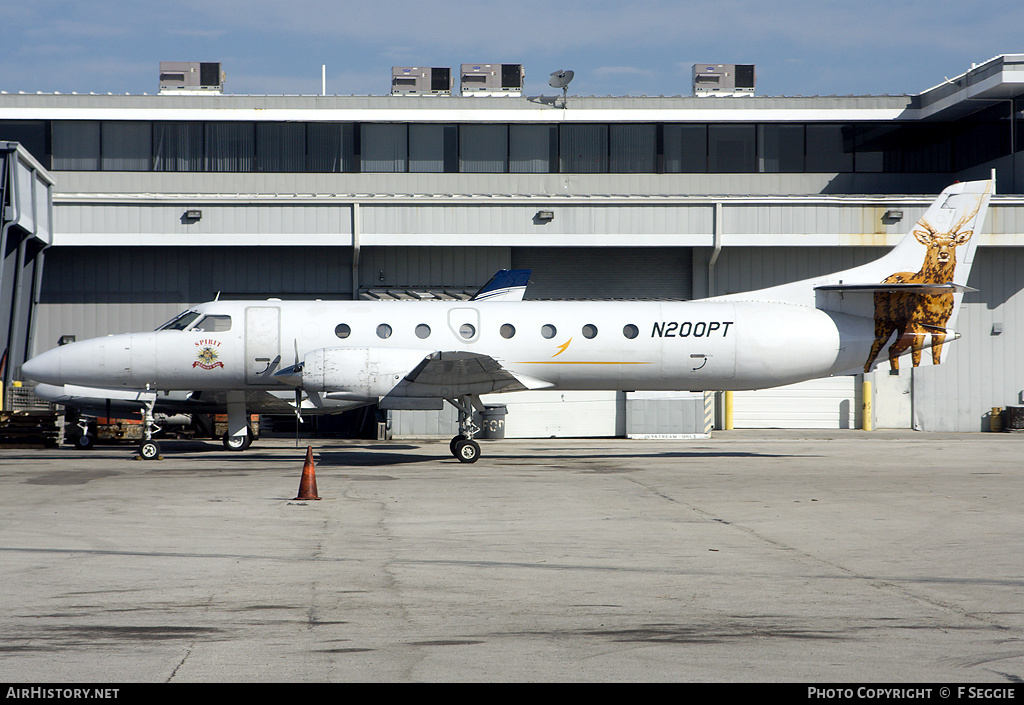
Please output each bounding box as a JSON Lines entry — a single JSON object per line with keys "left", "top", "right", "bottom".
{"left": 446, "top": 394, "right": 482, "bottom": 463}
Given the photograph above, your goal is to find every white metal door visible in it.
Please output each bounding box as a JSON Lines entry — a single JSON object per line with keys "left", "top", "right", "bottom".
{"left": 245, "top": 306, "right": 281, "bottom": 385}
{"left": 733, "top": 376, "right": 857, "bottom": 429}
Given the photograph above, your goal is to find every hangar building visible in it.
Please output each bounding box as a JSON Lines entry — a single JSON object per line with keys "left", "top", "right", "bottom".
{"left": 2, "top": 55, "right": 1023, "bottom": 435}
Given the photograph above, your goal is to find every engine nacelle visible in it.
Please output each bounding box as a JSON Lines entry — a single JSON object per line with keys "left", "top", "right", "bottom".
{"left": 301, "top": 347, "right": 428, "bottom": 399}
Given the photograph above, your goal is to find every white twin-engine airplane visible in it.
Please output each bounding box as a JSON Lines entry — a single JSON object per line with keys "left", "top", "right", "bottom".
{"left": 22, "top": 180, "right": 992, "bottom": 462}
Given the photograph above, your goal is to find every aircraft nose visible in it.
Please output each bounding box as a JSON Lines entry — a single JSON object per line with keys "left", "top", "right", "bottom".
{"left": 21, "top": 348, "right": 63, "bottom": 385}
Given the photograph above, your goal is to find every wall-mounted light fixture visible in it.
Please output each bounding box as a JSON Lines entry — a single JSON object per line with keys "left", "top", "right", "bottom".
{"left": 535, "top": 210, "right": 554, "bottom": 222}
{"left": 883, "top": 209, "right": 903, "bottom": 224}
{"left": 184, "top": 209, "right": 202, "bottom": 221}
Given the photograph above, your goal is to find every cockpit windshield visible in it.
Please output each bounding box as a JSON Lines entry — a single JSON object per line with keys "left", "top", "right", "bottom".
{"left": 156, "top": 311, "right": 200, "bottom": 331}
{"left": 192, "top": 315, "right": 232, "bottom": 332}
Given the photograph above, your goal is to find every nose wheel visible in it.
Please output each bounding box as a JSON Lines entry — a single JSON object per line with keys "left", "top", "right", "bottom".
{"left": 138, "top": 439, "right": 161, "bottom": 461}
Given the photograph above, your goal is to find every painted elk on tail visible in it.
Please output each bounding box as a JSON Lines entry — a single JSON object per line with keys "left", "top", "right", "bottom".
{"left": 863, "top": 197, "right": 982, "bottom": 373}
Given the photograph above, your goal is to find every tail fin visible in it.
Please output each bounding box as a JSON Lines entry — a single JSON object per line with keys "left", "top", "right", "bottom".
{"left": 835, "top": 178, "right": 991, "bottom": 292}
{"left": 712, "top": 179, "right": 993, "bottom": 319}
{"left": 471, "top": 269, "right": 531, "bottom": 301}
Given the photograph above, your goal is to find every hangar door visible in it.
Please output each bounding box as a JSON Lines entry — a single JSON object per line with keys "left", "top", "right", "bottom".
{"left": 512, "top": 247, "right": 692, "bottom": 300}
{"left": 732, "top": 377, "right": 859, "bottom": 429}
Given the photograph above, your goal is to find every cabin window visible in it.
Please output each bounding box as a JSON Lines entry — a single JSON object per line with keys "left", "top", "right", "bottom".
{"left": 582, "top": 324, "right": 598, "bottom": 339}
{"left": 415, "top": 323, "right": 431, "bottom": 339}
{"left": 192, "top": 315, "right": 232, "bottom": 332}
{"left": 500, "top": 323, "right": 516, "bottom": 339}
{"left": 622, "top": 324, "right": 639, "bottom": 339}
{"left": 335, "top": 323, "right": 351, "bottom": 338}
{"left": 377, "top": 324, "right": 392, "bottom": 339}
{"left": 459, "top": 323, "right": 476, "bottom": 339}
{"left": 541, "top": 324, "right": 557, "bottom": 339}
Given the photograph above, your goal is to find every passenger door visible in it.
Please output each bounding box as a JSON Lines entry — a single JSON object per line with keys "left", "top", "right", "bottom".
{"left": 245, "top": 306, "right": 281, "bottom": 385}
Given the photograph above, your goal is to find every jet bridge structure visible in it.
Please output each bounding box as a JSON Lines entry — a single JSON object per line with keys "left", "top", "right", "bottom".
{"left": 1, "top": 142, "right": 53, "bottom": 407}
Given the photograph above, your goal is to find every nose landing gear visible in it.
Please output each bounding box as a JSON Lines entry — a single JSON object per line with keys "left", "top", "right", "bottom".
{"left": 137, "top": 400, "right": 161, "bottom": 460}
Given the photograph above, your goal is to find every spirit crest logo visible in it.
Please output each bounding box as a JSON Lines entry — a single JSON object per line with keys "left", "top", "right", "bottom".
{"left": 193, "top": 339, "right": 224, "bottom": 370}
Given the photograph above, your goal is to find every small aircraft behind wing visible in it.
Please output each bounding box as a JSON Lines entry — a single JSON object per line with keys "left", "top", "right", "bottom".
{"left": 22, "top": 181, "right": 992, "bottom": 462}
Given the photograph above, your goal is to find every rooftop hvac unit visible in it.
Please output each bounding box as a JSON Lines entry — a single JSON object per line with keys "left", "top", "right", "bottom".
{"left": 391, "top": 67, "right": 452, "bottom": 95}
{"left": 460, "top": 63, "right": 524, "bottom": 96}
{"left": 692, "top": 63, "right": 755, "bottom": 97}
{"left": 159, "top": 62, "right": 225, "bottom": 94}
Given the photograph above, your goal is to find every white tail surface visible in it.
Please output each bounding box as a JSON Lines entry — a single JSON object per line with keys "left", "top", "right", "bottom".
{"left": 710, "top": 179, "right": 992, "bottom": 315}
{"left": 708, "top": 179, "right": 993, "bottom": 373}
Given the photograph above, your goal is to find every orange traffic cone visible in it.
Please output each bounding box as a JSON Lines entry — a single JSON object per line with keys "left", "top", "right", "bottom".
{"left": 294, "top": 446, "right": 321, "bottom": 500}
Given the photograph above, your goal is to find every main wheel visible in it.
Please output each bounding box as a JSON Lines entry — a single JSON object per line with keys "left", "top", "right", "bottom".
{"left": 449, "top": 434, "right": 467, "bottom": 457}
{"left": 454, "top": 438, "right": 480, "bottom": 464}
{"left": 138, "top": 440, "right": 161, "bottom": 460}
{"left": 223, "top": 431, "right": 253, "bottom": 451}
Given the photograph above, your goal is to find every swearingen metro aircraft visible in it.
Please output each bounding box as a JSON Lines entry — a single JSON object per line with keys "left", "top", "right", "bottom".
{"left": 29, "top": 268, "right": 531, "bottom": 450}
{"left": 22, "top": 180, "right": 992, "bottom": 462}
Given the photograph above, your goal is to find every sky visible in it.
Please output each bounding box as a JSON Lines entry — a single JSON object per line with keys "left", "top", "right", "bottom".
{"left": 1, "top": 0, "right": 1021, "bottom": 99}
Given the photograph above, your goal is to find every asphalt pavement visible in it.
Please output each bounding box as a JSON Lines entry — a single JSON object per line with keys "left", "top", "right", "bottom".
{"left": 1, "top": 430, "right": 1023, "bottom": 683}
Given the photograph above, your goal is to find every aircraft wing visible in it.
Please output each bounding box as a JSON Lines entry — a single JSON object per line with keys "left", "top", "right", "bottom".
{"left": 384, "top": 350, "right": 553, "bottom": 403}
{"left": 410, "top": 350, "right": 549, "bottom": 389}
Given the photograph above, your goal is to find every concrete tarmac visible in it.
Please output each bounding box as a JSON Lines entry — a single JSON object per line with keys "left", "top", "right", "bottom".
{"left": 1, "top": 430, "right": 1023, "bottom": 683}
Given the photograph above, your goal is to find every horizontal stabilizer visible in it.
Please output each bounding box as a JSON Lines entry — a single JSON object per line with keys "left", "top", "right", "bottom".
{"left": 815, "top": 282, "right": 977, "bottom": 294}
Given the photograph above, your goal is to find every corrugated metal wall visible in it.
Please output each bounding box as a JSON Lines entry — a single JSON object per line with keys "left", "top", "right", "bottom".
{"left": 733, "top": 378, "right": 859, "bottom": 429}
{"left": 710, "top": 246, "right": 881, "bottom": 296}
{"left": 911, "top": 248, "right": 1024, "bottom": 431}
{"left": 513, "top": 247, "right": 692, "bottom": 300}
{"left": 358, "top": 201, "right": 714, "bottom": 243}
{"left": 56, "top": 202, "right": 352, "bottom": 243}
{"left": 32, "top": 246, "right": 355, "bottom": 353}
{"left": 358, "top": 246, "right": 510, "bottom": 290}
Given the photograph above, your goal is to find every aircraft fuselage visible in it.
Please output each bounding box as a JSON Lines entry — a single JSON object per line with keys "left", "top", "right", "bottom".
{"left": 24, "top": 298, "right": 874, "bottom": 398}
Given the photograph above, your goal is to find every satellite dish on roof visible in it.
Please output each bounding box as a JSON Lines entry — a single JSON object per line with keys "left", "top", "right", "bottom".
{"left": 548, "top": 70, "right": 574, "bottom": 107}
{"left": 548, "top": 70, "right": 574, "bottom": 89}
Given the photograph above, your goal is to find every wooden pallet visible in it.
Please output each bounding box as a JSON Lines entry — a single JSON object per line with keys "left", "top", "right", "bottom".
{"left": 0, "top": 410, "right": 62, "bottom": 448}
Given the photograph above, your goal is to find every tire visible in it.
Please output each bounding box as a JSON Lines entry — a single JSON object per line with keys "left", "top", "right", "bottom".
{"left": 454, "top": 438, "right": 480, "bottom": 464}
{"left": 223, "top": 431, "right": 252, "bottom": 451}
{"left": 449, "top": 434, "right": 467, "bottom": 457}
{"left": 75, "top": 435, "right": 95, "bottom": 450}
{"left": 139, "top": 440, "right": 160, "bottom": 460}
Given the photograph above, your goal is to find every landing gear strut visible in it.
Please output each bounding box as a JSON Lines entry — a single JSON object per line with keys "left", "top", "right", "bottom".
{"left": 223, "top": 393, "right": 251, "bottom": 452}
{"left": 446, "top": 394, "right": 483, "bottom": 463}
{"left": 137, "top": 400, "right": 161, "bottom": 460}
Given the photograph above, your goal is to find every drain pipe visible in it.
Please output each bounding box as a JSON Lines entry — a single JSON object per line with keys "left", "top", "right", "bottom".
{"left": 351, "top": 202, "right": 361, "bottom": 301}
{"left": 708, "top": 201, "right": 723, "bottom": 298}
{"left": 708, "top": 202, "right": 732, "bottom": 429}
